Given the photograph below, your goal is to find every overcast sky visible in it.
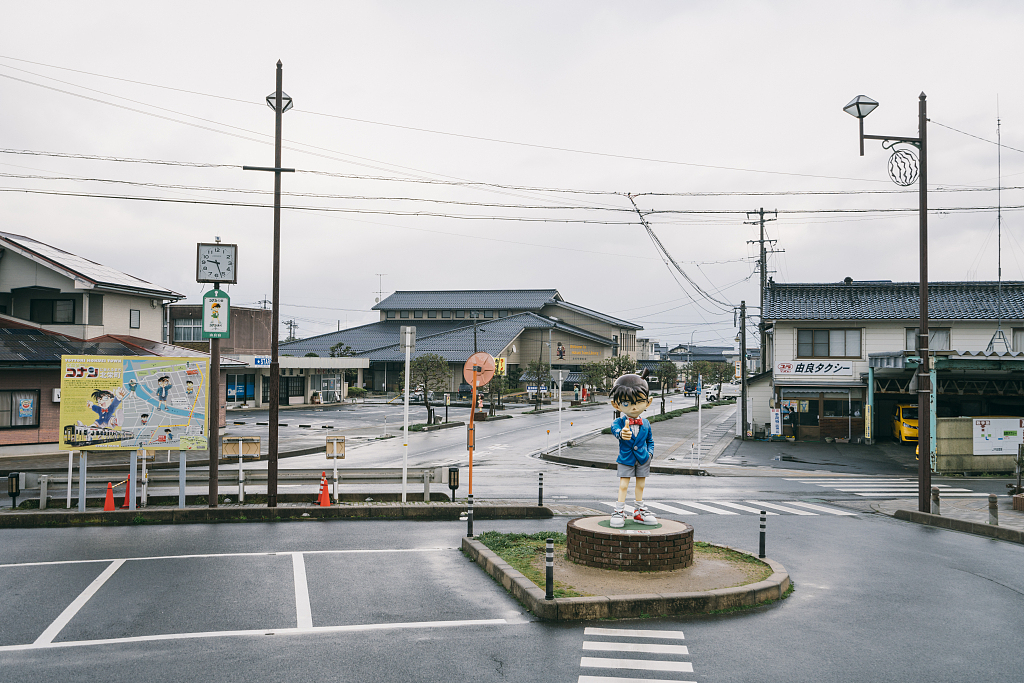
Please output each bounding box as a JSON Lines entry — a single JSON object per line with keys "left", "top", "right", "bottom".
{"left": 2, "top": 1, "right": 1022, "bottom": 347}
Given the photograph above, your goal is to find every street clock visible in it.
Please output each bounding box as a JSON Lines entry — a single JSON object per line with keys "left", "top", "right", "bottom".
{"left": 196, "top": 243, "right": 238, "bottom": 284}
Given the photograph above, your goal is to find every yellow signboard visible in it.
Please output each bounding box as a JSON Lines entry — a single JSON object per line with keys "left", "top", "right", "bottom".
{"left": 59, "top": 356, "right": 209, "bottom": 451}
{"left": 495, "top": 357, "right": 506, "bottom": 376}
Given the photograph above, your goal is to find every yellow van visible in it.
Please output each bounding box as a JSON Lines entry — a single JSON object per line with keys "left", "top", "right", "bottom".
{"left": 892, "top": 404, "right": 919, "bottom": 444}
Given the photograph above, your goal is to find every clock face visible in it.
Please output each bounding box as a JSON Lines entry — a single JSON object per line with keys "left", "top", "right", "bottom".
{"left": 196, "top": 243, "right": 238, "bottom": 283}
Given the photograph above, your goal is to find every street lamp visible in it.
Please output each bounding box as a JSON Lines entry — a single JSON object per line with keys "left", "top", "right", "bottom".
{"left": 844, "top": 92, "right": 931, "bottom": 513}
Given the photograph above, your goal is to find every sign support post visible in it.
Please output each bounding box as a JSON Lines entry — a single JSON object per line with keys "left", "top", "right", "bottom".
{"left": 203, "top": 287, "right": 229, "bottom": 509}
{"left": 557, "top": 370, "right": 564, "bottom": 458}
{"left": 77, "top": 451, "right": 87, "bottom": 512}
{"left": 400, "top": 326, "right": 415, "bottom": 503}
{"left": 462, "top": 353, "right": 496, "bottom": 501}
{"left": 66, "top": 451, "right": 74, "bottom": 509}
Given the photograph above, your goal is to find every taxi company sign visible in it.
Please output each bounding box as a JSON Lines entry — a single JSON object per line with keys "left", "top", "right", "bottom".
{"left": 776, "top": 361, "right": 853, "bottom": 377}
{"left": 973, "top": 418, "right": 1024, "bottom": 455}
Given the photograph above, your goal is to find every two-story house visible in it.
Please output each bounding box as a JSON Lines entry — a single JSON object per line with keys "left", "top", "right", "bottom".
{"left": 0, "top": 231, "right": 183, "bottom": 339}
{"left": 754, "top": 279, "right": 1024, "bottom": 457}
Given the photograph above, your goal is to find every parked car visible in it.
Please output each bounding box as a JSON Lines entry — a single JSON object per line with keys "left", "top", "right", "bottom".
{"left": 458, "top": 382, "right": 473, "bottom": 400}
{"left": 892, "top": 404, "right": 919, "bottom": 444}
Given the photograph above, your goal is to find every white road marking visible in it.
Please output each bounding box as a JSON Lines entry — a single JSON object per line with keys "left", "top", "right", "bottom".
{"left": 580, "top": 657, "right": 693, "bottom": 672}
{"left": 671, "top": 501, "right": 739, "bottom": 515}
{"left": 584, "top": 627, "right": 684, "bottom": 639}
{"left": 745, "top": 501, "right": 817, "bottom": 515}
{"left": 579, "top": 677, "right": 696, "bottom": 683}
{"left": 712, "top": 501, "right": 779, "bottom": 515}
{"left": 1, "top": 618, "right": 508, "bottom": 652}
{"left": 33, "top": 559, "right": 125, "bottom": 645}
{"left": 0, "top": 547, "right": 456, "bottom": 570}
{"left": 779, "top": 501, "right": 857, "bottom": 515}
{"left": 583, "top": 641, "right": 689, "bottom": 655}
{"left": 645, "top": 502, "right": 699, "bottom": 515}
{"left": 292, "top": 553, "right": 313, "bottom": 630}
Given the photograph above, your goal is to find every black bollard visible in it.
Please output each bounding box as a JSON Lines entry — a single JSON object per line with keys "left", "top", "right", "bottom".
{"left": 538, "top": 472, "right": 544, "bottom": 507}
{"left": 545, "top": 537, "right": 554, "bottom": 600}
{"left": 467, "top": 493, "right": 474, "bottom": 538}
{"left": 759, "top": 511, "right": 766, "bottom": 558}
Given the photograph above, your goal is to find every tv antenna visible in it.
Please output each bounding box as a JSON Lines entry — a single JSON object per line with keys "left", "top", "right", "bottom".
{"left": 374, "top": 273, "right": 388, "bottom": 304}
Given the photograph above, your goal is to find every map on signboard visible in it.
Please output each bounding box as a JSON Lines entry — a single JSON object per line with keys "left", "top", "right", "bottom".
{"left": 59, "top": 356, "right": 209, "bottom": 451}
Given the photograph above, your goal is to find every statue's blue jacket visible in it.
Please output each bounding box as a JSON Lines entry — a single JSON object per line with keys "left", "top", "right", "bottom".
{"left": 610, "top": 416, "right": 654, "bottom": 467}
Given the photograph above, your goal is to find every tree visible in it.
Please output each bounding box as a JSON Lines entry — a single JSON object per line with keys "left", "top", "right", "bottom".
{"left": 481, "top": 372, "right": 510, "bottom": 416}
{"left": 656, "top": 360, "right": 679, "bottom": 415}
{"left": 690, "top": 360, "right": 732, "bottom": 399}
{"left": 603, "top": 355, "right": 637, "bottom": 390}
{"left": 304, "top": 352, "right": 319, "bottom": 357}
{"left": 404, "top": 353, "right": 449, "bottom": 424}
{"left": 329, "top": 343, "right": 354, "bottom": 357}
{"left": 523, "top": 358, "right": 550, "bottom": 411}
{"left": 580, "top": 360, "right": 606, "bottom": 402}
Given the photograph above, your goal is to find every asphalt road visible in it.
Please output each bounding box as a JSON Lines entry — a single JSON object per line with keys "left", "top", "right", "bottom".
{"left": 2, "top": 512, "right": 1022, "bottom": 682}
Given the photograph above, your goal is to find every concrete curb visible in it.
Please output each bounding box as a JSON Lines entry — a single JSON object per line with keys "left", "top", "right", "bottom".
{"left": 893, "top": 509, "right": 1024, "bottom": 545}
{"left": 539, "top": 451, "right": 707, "bottom": 476}
{"left": 0, "top": 504, "right": 554, "bottom": 529}
{"left": 420, "top": 421, "right": 465, "bottom": 432}
{"left": 461, "top": 536, "right": 790, "bottom": 621}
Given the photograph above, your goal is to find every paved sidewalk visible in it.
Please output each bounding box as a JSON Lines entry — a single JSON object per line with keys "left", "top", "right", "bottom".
{"left": 871, "top": 496, "right": 1024, "bottom": 533}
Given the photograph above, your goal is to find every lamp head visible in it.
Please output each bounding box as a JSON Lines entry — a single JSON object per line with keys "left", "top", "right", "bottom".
{"left": 843, "top": 95, "right": 878, "bottom": 119}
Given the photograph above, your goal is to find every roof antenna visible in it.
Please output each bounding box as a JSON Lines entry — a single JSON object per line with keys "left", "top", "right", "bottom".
{"left": 987, "top": 99, "right": 1011, "bottom": 354}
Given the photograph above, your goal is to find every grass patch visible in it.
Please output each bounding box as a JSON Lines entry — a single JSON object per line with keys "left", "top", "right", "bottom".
{"left": 693, "top": 541, "right": 773, "bottom": 581}
{"left": 476, "top": 530, "right": 584, "bottom": 598}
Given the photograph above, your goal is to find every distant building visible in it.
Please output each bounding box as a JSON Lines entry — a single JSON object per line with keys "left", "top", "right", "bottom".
{"left": 281, "top": 289, "right": 642, "bottom": 392}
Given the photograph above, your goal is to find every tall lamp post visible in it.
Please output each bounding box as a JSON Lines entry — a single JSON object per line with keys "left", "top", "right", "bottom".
{"left": 244, "top": 60, "right": 294, "bottom": 507}
{"left": 844, "top": 93, "right": 930, "bottom": 513}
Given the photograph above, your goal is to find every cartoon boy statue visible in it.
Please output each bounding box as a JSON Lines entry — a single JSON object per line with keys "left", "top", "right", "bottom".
{"left": 87, "top": 387, "right": 129, "bottom": 428}
{"left": 156, "top": 375, "right": 172, "bottom": 410}
{"left": 608, "top": 369, "right": 657, "bottom": 527}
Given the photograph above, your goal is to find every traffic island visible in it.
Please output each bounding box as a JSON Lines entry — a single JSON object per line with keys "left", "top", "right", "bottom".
{"left": 462, "top": 527, "right": 791, "bottom": 621}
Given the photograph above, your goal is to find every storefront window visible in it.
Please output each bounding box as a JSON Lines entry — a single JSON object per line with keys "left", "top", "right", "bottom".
{"left": 174, "top": 318, "right": 203, "bottom": 342}
{"left": 226, "top": 374, "right": 255, "bottom": 402}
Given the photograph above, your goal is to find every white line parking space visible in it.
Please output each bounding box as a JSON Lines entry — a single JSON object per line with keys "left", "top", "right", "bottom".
{"left": 0, "top": 547, "right": 512, "bottom": 651}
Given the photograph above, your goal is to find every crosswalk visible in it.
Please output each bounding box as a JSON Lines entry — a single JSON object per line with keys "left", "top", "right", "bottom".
{"left": 599, "top": 500, "right": 856, "bottom": 517}
{"left": 578, "top": 626, "right": 695, "bottom": 683}
{"left": 785, "top": 477, "right": 989, "bottom": 497}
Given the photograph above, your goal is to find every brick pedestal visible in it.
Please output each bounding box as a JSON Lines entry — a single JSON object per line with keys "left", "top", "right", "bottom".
{"left": 566, "top": 516, "right": 693, "bottom": 571}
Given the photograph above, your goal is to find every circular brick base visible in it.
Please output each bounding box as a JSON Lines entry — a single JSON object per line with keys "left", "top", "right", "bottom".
{"left": 567, "top": 516, "right": 693, "bottom": 571}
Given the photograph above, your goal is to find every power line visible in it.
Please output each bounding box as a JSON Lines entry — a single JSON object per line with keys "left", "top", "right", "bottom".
{"left": 0, "top": 55, "right": 890, "bottom": 184}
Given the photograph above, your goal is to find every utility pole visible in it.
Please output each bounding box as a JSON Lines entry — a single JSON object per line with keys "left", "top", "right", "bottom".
{"left": 740, "top": 301, "right": 748, "bottom": 439}
{"left": 243, "top": 60, "right": 295, "bottom": 508}
{"left": 374, "top": 274, "right": 387, "bottom": 304}
{"left": 283, "top": 319, "right": 298, "bottom": 341}
{"left": 746, "top": 208, "right": 779, "bottom": 368}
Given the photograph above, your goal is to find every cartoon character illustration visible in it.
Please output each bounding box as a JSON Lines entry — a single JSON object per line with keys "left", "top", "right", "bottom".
{"left": 608, "top": 369, "right": 657, "bottom": 528}
{"left": 556, "top": 341, "right": 566, "bottom": 360}
{"left": 128, "top": 379, "right": 138, "bottom": 393}
{"left": 156, "top": 375, "right": 172, "bottom": 410}
{"left": 210, "top": 302, "right": 221, "bottom": 320}
{"left": 140, "top": 413, "right": 150, "bottom": 425}
{"left": 185, "top": 380, "right": 194, "bottom": 396}
{"left": 87, "top": 387, "right": 128, "bottom": 428}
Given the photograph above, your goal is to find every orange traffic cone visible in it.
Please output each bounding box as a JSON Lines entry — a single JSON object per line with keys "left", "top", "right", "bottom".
{"left": 103, "top": 483, "right": 115, "bottom": 511}
{"left": 318, "top": 472, "right": 331, "bottom": 507}
{"left": 122, "top": 476, "right": 131, "bottom": 509}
